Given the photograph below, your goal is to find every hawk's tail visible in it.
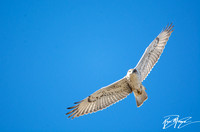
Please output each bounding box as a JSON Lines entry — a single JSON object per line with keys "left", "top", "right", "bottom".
{"left": 133, "top": 85, "right": 148, "bottom": 107}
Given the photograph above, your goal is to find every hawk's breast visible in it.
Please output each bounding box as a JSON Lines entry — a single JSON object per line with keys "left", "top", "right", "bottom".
{"left": 127, "top": 73, "right": 140, "bottom": 91}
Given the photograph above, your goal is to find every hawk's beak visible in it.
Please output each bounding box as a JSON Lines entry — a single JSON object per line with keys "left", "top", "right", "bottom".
{"left": 132, "top": 69, "right": 137, "bottom": 73}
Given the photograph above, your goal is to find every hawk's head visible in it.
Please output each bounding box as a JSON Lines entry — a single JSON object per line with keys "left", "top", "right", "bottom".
{"left": 127, "top": 69, "right": 137, "bottom": 76}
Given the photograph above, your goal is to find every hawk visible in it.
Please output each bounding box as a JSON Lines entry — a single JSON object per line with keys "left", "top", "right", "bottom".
{"left": 66, "top": 23, "right": 174, "bottom": 119}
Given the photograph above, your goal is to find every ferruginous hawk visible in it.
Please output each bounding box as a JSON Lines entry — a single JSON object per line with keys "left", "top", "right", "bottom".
{"left": 66, "top": 23, "right": 174, "bottom": 119}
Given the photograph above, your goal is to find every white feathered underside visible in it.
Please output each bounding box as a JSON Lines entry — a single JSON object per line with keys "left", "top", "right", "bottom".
{"left": 135, "top": 24, "right": 174, "bottom": 82}
{"left": 66, "top": 23, "right": 174, "bottom": 119}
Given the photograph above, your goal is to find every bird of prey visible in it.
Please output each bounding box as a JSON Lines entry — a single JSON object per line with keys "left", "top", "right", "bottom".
{"left": 66, "top": 23, "right": 174, "bottom": 119}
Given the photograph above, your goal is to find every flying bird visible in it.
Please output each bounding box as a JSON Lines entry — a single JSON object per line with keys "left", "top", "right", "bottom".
{"left": 66, "top": 23, "right": 174, "bottom": 119}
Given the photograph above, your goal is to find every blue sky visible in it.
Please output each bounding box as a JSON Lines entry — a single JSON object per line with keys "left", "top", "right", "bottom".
{"left": 0, "top": 0, "right": 200, "bottom": 131}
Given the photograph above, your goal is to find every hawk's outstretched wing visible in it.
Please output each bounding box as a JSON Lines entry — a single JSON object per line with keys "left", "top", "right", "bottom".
{"left": 135, "top": 23, "right": 174, "bottom": 82}
{"left": 66, "top": 78, "right": 132, "bottom": 119}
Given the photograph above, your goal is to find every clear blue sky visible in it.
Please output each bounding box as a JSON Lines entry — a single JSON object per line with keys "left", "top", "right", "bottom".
{"left": 0, "top": 0, "right": 200, "bottom": 131}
